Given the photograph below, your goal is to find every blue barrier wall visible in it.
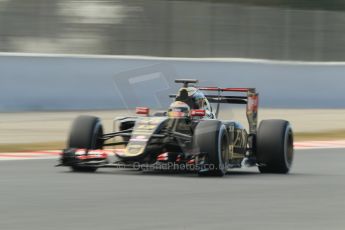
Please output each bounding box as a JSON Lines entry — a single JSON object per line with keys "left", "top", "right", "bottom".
{"left": 0, "top": 53, "right": 344, "bottom": 111}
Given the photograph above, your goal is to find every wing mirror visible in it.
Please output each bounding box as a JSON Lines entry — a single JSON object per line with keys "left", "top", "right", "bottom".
{"left": 136, "top": 107, "right": 150, "bottom": 116}
{"left": 191, "top": 109, "right": 205, "bottom": 117}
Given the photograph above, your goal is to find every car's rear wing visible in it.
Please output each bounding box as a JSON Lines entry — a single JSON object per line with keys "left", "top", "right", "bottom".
{"left": 199, "top": 87, "right": 249, "bottom": 105}
{"left": 199, "top": 87, "right": 258, "bottom": 134}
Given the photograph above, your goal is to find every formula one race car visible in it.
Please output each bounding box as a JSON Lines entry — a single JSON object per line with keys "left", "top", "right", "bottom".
{"left": 57, "top": 79, "right": 294, "bottom": 176}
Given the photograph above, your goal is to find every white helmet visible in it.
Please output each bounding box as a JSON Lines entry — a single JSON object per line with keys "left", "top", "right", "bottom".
{"left": 168, "top": 101, "right": 190, "bottom": 118}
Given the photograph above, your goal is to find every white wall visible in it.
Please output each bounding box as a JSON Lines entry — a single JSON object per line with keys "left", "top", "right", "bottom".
{"left": 0, "top": 53, "right": 344, "bottom": 111}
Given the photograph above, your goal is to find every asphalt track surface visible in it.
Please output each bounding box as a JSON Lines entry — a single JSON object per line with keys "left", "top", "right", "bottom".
{"left": 1, "top": 149, "right": 345, "bottom": 230}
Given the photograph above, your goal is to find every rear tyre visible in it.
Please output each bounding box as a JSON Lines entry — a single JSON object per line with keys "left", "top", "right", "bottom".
{"left": 256, "top": 119, "right": 294, "bottom": 174}
{"left": 194, "top": 120, "right": 229, "bottom": 177}
{"left": 67, "top": 115, "right": 104, "bottom": 172}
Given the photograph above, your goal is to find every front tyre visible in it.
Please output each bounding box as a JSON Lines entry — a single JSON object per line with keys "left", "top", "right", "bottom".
{"left": 256, "top": 120, "right": 294, "bottom": 174}
{"left": 67, "top": 115, "right": 104, "bottom": 172}
{"left": 194, "top": 120, "right": 229, "bottom": 177}
{"left": 68, "top": 115, "right": 104, "bottom": 150}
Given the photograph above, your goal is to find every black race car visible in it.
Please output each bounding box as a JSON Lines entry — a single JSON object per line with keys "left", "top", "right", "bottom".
{"left": 57, "top": 79, "right": 294, "bottom": 176}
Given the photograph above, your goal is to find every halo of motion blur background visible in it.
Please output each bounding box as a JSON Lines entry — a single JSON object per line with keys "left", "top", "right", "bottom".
{"left": 1, "top": 0, "right": 345, "bottom": 61}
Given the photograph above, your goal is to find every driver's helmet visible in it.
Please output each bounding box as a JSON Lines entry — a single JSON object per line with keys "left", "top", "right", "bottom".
{"left": 168, "top": 101, "right": 190, "bottom": 118}
{"left": 176, "top": 87, "right": 205, "bottom": 110}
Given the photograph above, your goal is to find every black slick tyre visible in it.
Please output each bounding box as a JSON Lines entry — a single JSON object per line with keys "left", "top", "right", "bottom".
{"left": 194, "top": 120, "right": 229, "bottom": 177}
{"left": 256, "top": 119, "right": 294, "bottom": 174}
{"left": 67, "top": 115, "right": 104, "bottom": 172}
